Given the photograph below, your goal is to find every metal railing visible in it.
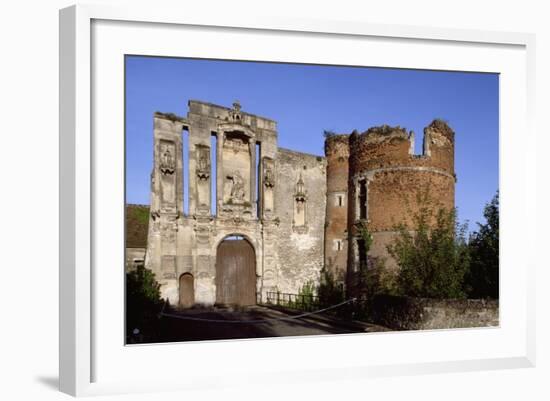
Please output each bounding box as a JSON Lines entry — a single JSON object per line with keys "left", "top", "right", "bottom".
{"left": 263, "top": 291, "right": 370, "bottom": 321}
{"left": 265, "top": 291, "right": 320, "bottom": 311}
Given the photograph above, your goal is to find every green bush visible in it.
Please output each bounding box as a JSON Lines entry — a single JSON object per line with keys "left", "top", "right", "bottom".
{"left": 360, "top": 257, "right": 398, "bottom": 297}
{"left": 297, "top": 280, "right": 317, "bottom": 310}
{"left": 387, "top": 195, "right": 470, "bottom": 299}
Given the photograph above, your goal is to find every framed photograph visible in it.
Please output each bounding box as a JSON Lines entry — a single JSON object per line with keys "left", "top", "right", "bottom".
{"left": 59, "top": 4, "right": 536, "bottom": 397}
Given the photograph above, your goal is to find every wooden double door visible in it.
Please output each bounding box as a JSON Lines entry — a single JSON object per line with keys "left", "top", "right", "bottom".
{"left": 216, "top": 239, "right": 256, "bottom": 306}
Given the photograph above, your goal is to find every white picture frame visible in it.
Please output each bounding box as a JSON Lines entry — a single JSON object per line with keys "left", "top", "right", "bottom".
{"left": 59, "top": 4, "right": 536, "bottom": 397}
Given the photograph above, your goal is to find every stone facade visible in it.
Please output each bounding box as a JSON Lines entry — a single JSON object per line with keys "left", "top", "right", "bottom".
{"left": 142, "top": 100, "right": 455, "bottom": 307}
{"left": 144, "top": 101, "right": 327, "bottom": 305}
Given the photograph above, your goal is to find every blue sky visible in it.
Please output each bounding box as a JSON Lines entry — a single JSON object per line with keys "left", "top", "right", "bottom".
{"left": 125, "top": 56, "right": 499, "bottom": 231}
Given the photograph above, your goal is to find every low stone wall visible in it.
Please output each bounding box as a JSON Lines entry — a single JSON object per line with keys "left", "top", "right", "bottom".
{"left": 369, "top": 295, "right": 499, "bottom": 331}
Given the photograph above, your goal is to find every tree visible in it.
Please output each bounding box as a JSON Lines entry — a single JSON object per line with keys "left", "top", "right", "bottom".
{"left": 465, "top": 192, "right": 499, "bottom": 299}
{"left": 126, "top": 266, "right": 163, "bottom": 342}
{"left": 387, "top": 194, "right": 470, "bottom": 299}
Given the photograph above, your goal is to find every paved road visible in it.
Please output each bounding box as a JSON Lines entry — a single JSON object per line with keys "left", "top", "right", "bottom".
{"left": 132, "top": 305, "right": 388, "bottom": 344}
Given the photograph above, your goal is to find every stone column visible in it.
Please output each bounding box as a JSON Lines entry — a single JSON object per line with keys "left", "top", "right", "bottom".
{"left": 249, "top": 139, "right": 257, "bottom": 216}
{"left": 216, "top": 131, "right": 225, "bottom": 215}
{"left": 145, "top": 113, "right": 184, "bottom": 304}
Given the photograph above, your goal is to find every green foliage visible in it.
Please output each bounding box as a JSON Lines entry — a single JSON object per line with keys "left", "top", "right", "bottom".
{"left": 465, "top": 191, "right": 499, "bottom": 299}
{"left": 352, "top": 221, "right": 397, "bottom": 297}
{"left": 387, "top": 196, "right": 470, "bottom": 299}
{"left": 297, "top": 280, "right": 317, "bottom": 310}
{"left": 360, "top": 257, "right": 399, "bottom": 298}
{"left": 133, "top": 206, "right": 150, "bottom": 225}
{"left": 355, "top": 220, "right": 373, "bottom": 256}
{"left": 126, "top": 266, "right": 163, "bottom": 342}
{"left": 317, "top": 267, "right": 345, "bottom": 308}
{"left": 298, "top": 280, "right": 316, "bottom": 298}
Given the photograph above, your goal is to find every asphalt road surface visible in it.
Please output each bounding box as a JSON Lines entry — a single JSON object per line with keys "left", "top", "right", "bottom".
{"left": 131, "top": 305, "right": 389, "bottom": 344}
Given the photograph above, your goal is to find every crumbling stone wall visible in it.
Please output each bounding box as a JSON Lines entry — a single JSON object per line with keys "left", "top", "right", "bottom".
{"left": 274, "top": 148, "right": 327, "bottom": 294}
{"left": 368, "top": 295, "right": 499, "bottom": 330}
{"left": 145, "top": 100, "right": 326, "bottom": 306}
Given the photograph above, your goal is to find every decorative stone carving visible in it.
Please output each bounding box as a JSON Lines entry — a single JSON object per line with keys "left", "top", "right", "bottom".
{"left": 194, "top": 224, "right": 211, "bottom": 245}
{"left": 293, "top": 173, "right": 308, "bottom": 231}
{"left": 235, "top": 216, "right": 247, "bottom": 224}
{"left": 262, "top": 157, "right": 275, "bottom": 215}
{"left": 161, "top": 225, "right": 176, "bottom": 242}
{"left": 152, "top": 221, "right": 161, "bottom": 233}
{"left": 227, "top": 171, "right": 245, "bottom": 203}
{"left": 159, "top": 141, "right": 176, "bottom": 175}
{"left": 160, "top": 216, "right": 178, "bottom": 242}
{"left": 263, "top": 158, "right": 275, "bottom": 188}
{"left": 229, "top": 100, "right": 242, "bottom": 123}
{"left": 223, "top": 136, "right": 249, "bottom": 153}
{"left": 295, "top": 173, "right": 306, "bottom": 200}
{"left": 196, "top": 146, "right": 210, "bottom": 181}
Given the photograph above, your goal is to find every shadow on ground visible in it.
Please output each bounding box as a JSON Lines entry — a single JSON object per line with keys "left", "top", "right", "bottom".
{"left": 128, "top": 305, "right": 389, "bottom": 344}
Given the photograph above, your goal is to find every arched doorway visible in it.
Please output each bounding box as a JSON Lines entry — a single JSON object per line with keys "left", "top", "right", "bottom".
{"left": 178, "top": 273, "right": 194, "bottom": 308}
{"left": 216, "top": 236, "right": 256, "bottom": 306}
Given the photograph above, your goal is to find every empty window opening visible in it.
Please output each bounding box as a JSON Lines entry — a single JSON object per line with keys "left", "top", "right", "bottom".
{"left": 357, "top": 238, "right": 367, "bottom": 269}
{"left": 224, "top": 235, "right": 245, "bottom": 241}
{"left": 337, "top": 194, "right": 343, "bottom": 207}
{"left": 211, "top": 133, "right": 218, "bottom": 216}
{"left": 256, "top": 142, "right": 261, "bottom": 218}
{"left": 336, "top": 240, "right": 342, "bottom": 251}
{"left": 182, "top": 130, "right": 190, "bottom": 215}
{"left": 359, "top": 179, "right": 367, "bottom": 220}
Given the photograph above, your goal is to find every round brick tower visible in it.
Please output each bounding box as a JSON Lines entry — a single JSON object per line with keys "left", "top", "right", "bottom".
{"left": 324, "top": 134, "right": 351, "bottom": 278}
{"left": 346, "top": 120, "right": 456, "bottom": 274}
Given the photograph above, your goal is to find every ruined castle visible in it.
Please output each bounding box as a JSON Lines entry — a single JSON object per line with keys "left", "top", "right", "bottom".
{"left": 140, "top": 100, "right": 455, "bottom": 307}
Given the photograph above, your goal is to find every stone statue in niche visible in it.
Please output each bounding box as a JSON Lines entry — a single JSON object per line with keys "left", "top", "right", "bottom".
{"left": 227, "top": 171, "right": 245, "bottom": 202}
{"left": 296, "top": 198, "right": 305, "bottom": 213}
{"left": 293, "top": 173, "right": 307, "bottom": 230}
{"left": 159, "top": 142, "right": 175, "bottom": 175}
{"left": 263, "top": 160, "right": 275, "bottom": 188}
{"left": 262, "top": 158, "right": 275, "bottom": 214}
{"left": 196, "top": 146, "right": 210, "bottom": 180}
{"left": 295, "top": 173, "right": 306, "bottom": 198}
